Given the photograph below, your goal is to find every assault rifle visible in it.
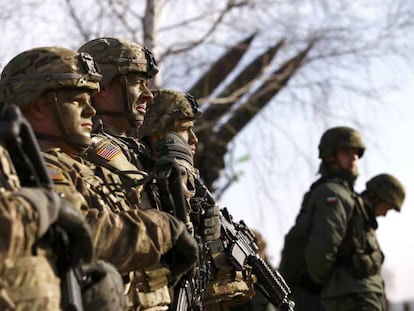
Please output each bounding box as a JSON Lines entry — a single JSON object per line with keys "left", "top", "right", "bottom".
{"left": 0, "top": 103, "right": 84, "bottom": 311}
{"left": 194, "top": 177, "right": 295, "bottom": 311}
{"left": 155, "top": 159, "right": 209, "bottom": 311}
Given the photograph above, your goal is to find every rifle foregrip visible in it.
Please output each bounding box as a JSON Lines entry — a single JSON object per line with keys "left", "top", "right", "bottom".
{"left": 247, "top": 255, "right": 295, "bottom": 310}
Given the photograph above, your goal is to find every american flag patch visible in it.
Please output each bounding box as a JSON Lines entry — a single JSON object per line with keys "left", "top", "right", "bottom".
{"left": 96, "top": 143, "right": 121, "bottom": 160}
{"left": 46, "top": 165, "right": 65, "bottom": 181}
{"left": 326, "top": 196, "right": 337, "bottom": 204}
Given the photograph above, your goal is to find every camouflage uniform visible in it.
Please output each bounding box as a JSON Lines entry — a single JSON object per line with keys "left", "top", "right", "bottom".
{"left": 0, "top": 47, "right": 198, "bottom": 311}
{"left": 280, "top": 127, "right": 387, "bottom": 311}
{"left": 0, "top": 104, "right": 95, "bottom": 309}
{"left": 42, "top": 149, "right": 176, "bottom": 271}
{"left": 78, "top": 37, "right": 176, "bottom": 310}
{"left": 140, "top": 89, "right": 256, "bottom": 310}
{"left": 0, "top": 141, "right": 61, "bottom": 310}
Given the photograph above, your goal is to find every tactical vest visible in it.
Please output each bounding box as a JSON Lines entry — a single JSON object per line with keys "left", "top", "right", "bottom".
{"left": 335, "top": 195, "right": 384, "bottom": 279}
{"left": 86, "top": 123, "right": 157, "bottom": 210}
{"left": 84, "top": 125, "right": 172, "bottom": 310}
{"left": 43, "top": 149, "right": 136, "bottom": 213}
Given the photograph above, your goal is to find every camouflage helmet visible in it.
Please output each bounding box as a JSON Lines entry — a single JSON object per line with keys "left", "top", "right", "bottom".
{"left": 318, "top": 126, "right": 365, "bottom": 159}
{"left": 0, "top": 46, "right": 101, "bottom": 110}
{"left": 366, "top": 173, "right": 405, "bottom": 211}
{"left": 78, "top": 37, "right": 158, "bottom": 87}
{"left": 140, "top": 89, "right": 202, "bottom": 138}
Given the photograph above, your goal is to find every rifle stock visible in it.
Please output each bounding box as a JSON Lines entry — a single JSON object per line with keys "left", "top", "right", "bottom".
{"left": 0, "top": 103, "right": 84, "bottom": 311}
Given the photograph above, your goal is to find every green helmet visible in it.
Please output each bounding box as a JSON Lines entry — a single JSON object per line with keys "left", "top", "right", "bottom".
{"left": 366, "top": 173, "right": 405, "bottom": 211}
{"left": 0, "top": 46, "right": 101, "bottom": 110}
{"left": 318, "top": 126, "right": 365, "bottom": 159}
{"left": 139, "top": 89, "right": 201, "bottom": 138}
{"left": 78, "top": 37, "right": 158, "bottom": 87}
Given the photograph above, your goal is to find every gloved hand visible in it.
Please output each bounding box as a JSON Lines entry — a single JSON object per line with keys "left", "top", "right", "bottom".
{"left": 199, "top": 203, "right": 221, "bottom": 242}
{"left": 55, "top": 197, "right": 93, "bottom": 266}
{"left": 162, "top": 214, "right": 199, "bottom": 284}
{"left": 16, "top": 187, "right": 60, "bottom": 238}
{"left": 81, "top": 260, "right": 126, "bottom": 311}
{"left": 17, "top": 188, "right": 93, "bottom": 266}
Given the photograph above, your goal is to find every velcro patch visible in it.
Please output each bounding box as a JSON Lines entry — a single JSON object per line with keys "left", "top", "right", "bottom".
{"left": 96, "top": 142, "right": 121, "bottom": 161}
{"left": 46, "top": 164, "right": 65, "bottom": 181}
{"left": 326, "top": 196, "right": 337, "bottom": 204}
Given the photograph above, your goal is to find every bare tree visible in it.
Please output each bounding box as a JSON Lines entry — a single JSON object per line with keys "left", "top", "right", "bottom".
{"left": 1, "top": 0, "right": 413, "bottom": 196}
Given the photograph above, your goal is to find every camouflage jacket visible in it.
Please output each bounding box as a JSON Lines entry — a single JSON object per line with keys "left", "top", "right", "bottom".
{"left": 85, "top": 121, "right": 157, "bottom": 210}
{"left": 42, "top": 148, "right": 173, "bottom": 274}
{"left": 0, "top": 142, "right": 61, "bottom": 310}
{"left": 304, "top": 173, "right": 384, "bottom": 299}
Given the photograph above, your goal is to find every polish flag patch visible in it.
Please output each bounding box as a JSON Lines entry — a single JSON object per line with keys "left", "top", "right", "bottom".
{"left": 326, "top": 196, "right": 337, "bottom": 204}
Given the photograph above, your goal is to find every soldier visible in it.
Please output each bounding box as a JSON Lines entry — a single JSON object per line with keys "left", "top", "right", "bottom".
{"left": 362, "top": 173, "right": 405, "bottom": 218}
{"left": 78, "top": 37, "right": 157, "bottom": 210}
{"left": 279, "top": 126, "right": 388, "bottom": 311}
{"left": 0, "top": 46, "right": 198, "bottom": 310}
{"left": 139, "top": 89, "right": 256, "bottom": 310}
{"left": 78, "top": 37, "right": 212, "bottom": 310}
{"left": 0, "top": 138, "right": 92, "bottom": 310}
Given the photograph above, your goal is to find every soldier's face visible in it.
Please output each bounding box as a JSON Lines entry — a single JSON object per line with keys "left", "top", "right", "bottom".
{"left": 336, "top": 147, "right": 359, "bottom": 174}
{"left": 125, "top": 73, "right": 153, "bottom": 128}
{"left": 95, "top": 73, "right": 153, "bottom": 132}
{"left": 174, "top": 120, "right": 198, "bottom": 155}
{"left": 374, "top": 201, "right": 393, "bottom": 217}
{"left": 53, "top": 89, "right": 95, "bottom": 150}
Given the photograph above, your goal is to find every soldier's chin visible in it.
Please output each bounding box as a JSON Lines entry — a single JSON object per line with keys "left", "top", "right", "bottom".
{"left": 72, "top": 136, "right": 92, "bottom": 152}
{"left": 134, "top": 120, "right": 144, "bottom": 128}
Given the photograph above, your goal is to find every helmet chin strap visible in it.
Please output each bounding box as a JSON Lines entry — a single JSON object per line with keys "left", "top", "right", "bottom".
{"left": 93, "top": 75, "right": 138, "bottom": 128}
{"left": 120, "top": 75, "right": 138, "bottom": 128}
{"left": 35, "top": 92, "right": 90, "bottom": 153}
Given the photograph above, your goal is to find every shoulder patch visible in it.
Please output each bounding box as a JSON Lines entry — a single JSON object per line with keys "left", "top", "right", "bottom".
{"left": 46, "top": 164, "right": 65, "bottom": 181}
{"left": 96, "top": 142, "right": 121, "bottom": 161}
{"left": 326, "top": 196, "right": 338, "bottom": 204}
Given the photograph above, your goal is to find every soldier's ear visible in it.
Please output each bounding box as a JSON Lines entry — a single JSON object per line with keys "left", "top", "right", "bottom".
{"left": 25, "top": 98, "right": 47, "bottom": 120}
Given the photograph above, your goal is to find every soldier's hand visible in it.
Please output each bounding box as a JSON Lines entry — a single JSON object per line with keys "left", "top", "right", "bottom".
{"left": 81, "top": 260, "right": 126, "bottom": 310}
{"left": 200, "top": 203, "right": 221, "bottom": 242}
{"left": 55, "top": 197, "right": 93, "bottom": 265}
{"left": 164, "top": 214, "right": 199, "bottom": 283}
{"left": 16, "top": 188, "right": 61, "bottom": 238}
{"left": 16, "top": 188, "right": 93, "bottom": 265}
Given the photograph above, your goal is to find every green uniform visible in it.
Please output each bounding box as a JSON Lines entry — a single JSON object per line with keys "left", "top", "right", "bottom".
{"left": 0, "top": 142, "right": 61, "bottom": 310}
{"left": 84, "top": 122, "right": 171, "bottom": 310}
{"left": 281, "top": 167, "right": 386, "bottom": 311}
{"left": 279, "top": 177, "right": 328, "bottom": 311}
{"left": 307, "top": 169, "right": 385, "bottom": 310}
